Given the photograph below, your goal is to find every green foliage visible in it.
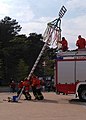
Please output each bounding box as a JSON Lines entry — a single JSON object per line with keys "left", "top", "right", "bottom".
{"left": 0, "top": 16, "right": 21, "bottom": 47}
{"left": 0, "top": 16, "right": 22, "bottom": 83}
{"left": 17, "top": 59, "right": 29, "bottom": 81}
{"left": 0, "top": 16, "right": 55, "bottom": 84}
{"left": 0, "top": 59, "right": 3, "bottom": 77}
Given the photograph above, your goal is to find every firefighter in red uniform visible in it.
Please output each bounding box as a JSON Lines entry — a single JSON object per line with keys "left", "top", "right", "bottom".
{"left": 9, "top": 80, "right": 16, "bottom": 93}
{"left": 30, "top": 75, "right": 44, "bottom": 100}
{"left": 58, "top": 37, "right": 68, "bottom": 52}
{"left": 23, "top": 78, "right": 31, "bottom": 100}
{"left": 17, "top": 78, "right": 31, "bottom": 100}
{"left": 76, "top": 35, "right": 86, "bottom": 49}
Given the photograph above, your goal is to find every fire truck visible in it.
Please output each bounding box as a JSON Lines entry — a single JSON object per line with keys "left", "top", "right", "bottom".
{"left": 55, "top": 50, "right": 86, "bottom": 101}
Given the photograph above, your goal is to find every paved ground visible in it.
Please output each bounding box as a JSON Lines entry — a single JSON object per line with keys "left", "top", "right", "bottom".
{"left": 0, "top": 92, "right": 86, "bottom": 120}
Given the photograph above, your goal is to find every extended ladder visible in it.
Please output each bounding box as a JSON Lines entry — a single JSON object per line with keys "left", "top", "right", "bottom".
{"left": 16, "top": 6, "right": 67, "bottom": 101}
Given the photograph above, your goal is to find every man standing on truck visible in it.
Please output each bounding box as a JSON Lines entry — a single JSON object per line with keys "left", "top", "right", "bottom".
{"left": 76, "top": 35, "right": 86, "bottom": 49}
{"left": 57, "top": 37, "right": 68, "bottom": 52}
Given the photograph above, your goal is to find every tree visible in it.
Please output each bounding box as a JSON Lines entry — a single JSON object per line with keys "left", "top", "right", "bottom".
{"left": 0, "top": 16, "right": 22, "bottom": 83}
{"left": 0, "top": 16, "right": 21, "bottom": 47}
{"left": 17, "top": 59, "right": 29, "bottom": 81}
{"left": 0, "top": 16, "right": 55, "bottom": 84}
{"left": 41, "top": 47, "right": 55, "bottom": 78}
{"left": 24, "top": 33, "right": 44, "bottom": 74}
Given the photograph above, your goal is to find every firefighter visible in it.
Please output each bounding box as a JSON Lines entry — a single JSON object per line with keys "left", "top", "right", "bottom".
{"left": 9, "top": 80, "right": 16, "bottom": 93}
{"left": 58, "top": 37, "right": 68, "bottom": 52}
{"left": 23, "top": 78, "right": 31, "bottom": 100}
{"left": 17, "top": 78, "right": 31, "bottom": 100}
{"left": 76, "top": 35, "right": 86, "bottom": 49}
{"left": 30, "top": 75, "right": 44, "bottom": 100}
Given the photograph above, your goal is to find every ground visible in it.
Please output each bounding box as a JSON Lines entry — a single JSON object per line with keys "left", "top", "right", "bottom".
{"left": 0, "top": 92, "right": 86, "bottom": 120}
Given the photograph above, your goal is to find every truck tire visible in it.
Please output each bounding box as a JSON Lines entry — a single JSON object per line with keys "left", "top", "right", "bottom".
{"left": 78, "top": 88, "right": 86, "bottom": 101}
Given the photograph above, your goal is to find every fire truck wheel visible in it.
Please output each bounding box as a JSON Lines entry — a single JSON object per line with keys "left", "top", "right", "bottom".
{"left": 78, "top": 89, "right": 86, "bottom": 102}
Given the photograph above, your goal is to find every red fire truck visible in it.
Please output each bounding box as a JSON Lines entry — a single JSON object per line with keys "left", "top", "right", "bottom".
{"left": 55, "top": 50, "right": 86, "bottom": 101}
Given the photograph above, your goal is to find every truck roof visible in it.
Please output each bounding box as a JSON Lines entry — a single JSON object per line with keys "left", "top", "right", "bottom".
{"left": 55, "top": 50, "right": 86, "bottom": 60}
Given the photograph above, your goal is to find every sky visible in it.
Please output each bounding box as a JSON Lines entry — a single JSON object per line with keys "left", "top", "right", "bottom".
{"left": 0, "top": 0, "right": 86, "bottom": 50}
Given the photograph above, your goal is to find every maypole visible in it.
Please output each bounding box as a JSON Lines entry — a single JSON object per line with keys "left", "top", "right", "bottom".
{"left": 10, "top": 6, "right": 67, "bottom": 102}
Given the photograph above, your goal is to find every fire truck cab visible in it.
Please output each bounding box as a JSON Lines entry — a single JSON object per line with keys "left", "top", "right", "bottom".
{"left": 55, "top": 50, "right": 86, "bottom": 101}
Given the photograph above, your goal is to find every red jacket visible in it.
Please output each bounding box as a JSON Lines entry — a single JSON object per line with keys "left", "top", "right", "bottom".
{"left": 23, "top": 79, "right": 30, "bottom": 91}
{"left": 31, "top": 76, "right": 41, "bottom": 89}
{"left": 59, "top": 39, "right": 68, "bottom": 51}
{"left": 76, "top": 38, "right": 86, "bottom": 49}
{"left": 61, "top": 39, "right": 68, "bottom": 48}
{"left": 18, "top": 81, "right": 23, "bottom": 89}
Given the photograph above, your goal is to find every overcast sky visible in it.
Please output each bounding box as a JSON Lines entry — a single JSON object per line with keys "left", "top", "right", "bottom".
{"left": 0, "top": 0, "right": 86, "bottom": 50}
